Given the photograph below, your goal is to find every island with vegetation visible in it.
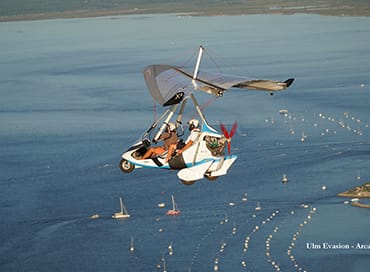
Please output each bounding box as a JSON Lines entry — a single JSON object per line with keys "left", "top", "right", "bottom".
{"left": 338, "top": 182, "right": 370, "bottom": 198}
{"left": 338, "top": 182, "right": 370, "bottom": 209}
{"left": 1, "top": 0, "right": 370, "bottom": 22}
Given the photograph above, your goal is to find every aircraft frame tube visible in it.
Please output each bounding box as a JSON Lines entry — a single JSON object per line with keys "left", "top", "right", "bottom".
{"left": 153, "top": 104, "right": 179, "bottom": 141}
{"left": 193, "top": 46, "right": 204, "bottom": 80}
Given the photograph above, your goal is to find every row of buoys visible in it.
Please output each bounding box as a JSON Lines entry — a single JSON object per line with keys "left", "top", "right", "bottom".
{"left": 263, "top": 207, "right": 305, "bottom": 272}
{"left": 287, "top": 207, "right": 317, "bottom": 271}
{"left": 265, "top": 227, "right": 282, "bottom": 272}
{"left": 125, "top": 196, "right": 323, "bottom": 272}
{"left": 239, "top": 210, "right": 280, "bottom": 270}
{"left": 156, "top": 254, "right": 167, "bottom": 271}
{"left": 279, "top": 110, "right": 368, "bottom": 143}
{"left": 316, "top": 112, "right": 367, "bottom": 137}
{"left": 155, "top": 242, "right": 175, "bottom": 271}
{"left": 214, "top": 216, "right": 238, "bottom": 271}
{"left": 188, "top": 216, "right": 219, "bottom": 271}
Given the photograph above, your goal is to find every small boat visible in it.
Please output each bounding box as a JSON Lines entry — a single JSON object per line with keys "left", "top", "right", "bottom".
{"left": 300, "top": 131, "right": 306, "bottom": 142}
{"left": 242, "top": 193, "right": 248, "bottom": 202}
{"left": 282, "top": 174, "right": 288, "bottom": 184}
{"left": 166, "top": 195, "right": 180, "bottom": 216}
{"left": 129, "top": 235, "right": 135, "bottom": 252}
{"left": 112, "top": 197, "right": 130, "bottom": 219}
{"left": 279, "top": 109, "right": 289, "bottom": 116}
{"left": 90, "top": 214, "right": 100, "bottom": 219}
{"left": 255, "top": 202, "right": 261, "bottom": 211}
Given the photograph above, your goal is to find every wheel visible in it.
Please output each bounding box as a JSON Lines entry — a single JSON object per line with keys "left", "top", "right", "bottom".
{"left": 119, "top": 159, "right": 134, "bottom": 173}
{"left": 180, "top": 179, "right": 196, "bottom": 186}
{"left": 205, "top": 174, "right": 218, "bottom": 181}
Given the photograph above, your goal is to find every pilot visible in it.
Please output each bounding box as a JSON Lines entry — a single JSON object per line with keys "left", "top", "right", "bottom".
{"left": 141, "top": 122, "right": 178, "bottom": 161}
{"left": 176, "top": 119, "right": 201, "bottom": 155}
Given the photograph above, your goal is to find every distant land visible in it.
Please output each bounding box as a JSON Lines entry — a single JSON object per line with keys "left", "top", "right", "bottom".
{"left": 338, "top": 182, "right": 370, "bottom": 198}
{"left": 1, "top": 0, "right": 370, "bottom": 22}
{"left": 338, "top": 182, "right": 370, "bottom": 209}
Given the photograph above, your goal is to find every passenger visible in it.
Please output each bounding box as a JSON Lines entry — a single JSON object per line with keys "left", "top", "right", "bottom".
{"left": 141, "top": 123, "right": 178, "bottom": 161}
{"left": 176, "top": 119, "right": 201, "bottom": 155}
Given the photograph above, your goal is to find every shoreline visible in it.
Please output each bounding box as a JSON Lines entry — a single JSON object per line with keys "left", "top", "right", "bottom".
{"left": 338, "top": 182, "right": 370, "bottom": 209}
{"left": 1, "top": 6, "right": 370, "bottom": 23}
{"left": 338, "top": 192, "right": 370, "bottom": 198}
{"left": 351, "top": 202, "right": 370, "bottom": 209}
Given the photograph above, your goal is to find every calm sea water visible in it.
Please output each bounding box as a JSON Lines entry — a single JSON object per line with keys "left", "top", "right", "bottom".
{"left": 1, "top": 14, "right": 370, "bottom": 271}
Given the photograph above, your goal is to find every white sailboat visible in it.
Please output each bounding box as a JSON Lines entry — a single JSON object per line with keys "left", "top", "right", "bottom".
{"left": 166, "top": 195, "right": 180, "bottom": 216}
{"left": 282, "top": 174, "right": 289, "bottom": 184}
{"left": 300, "top": 131, "right": 307, "bottom": 142}
{"left": 112, "top": 197, "right": 130, "bottom": 219}
{"left": 129, "top": 235, "right": 135, "bottom": 252}
{"left": 357, "top": 170, "right": 361, "bottom": 180}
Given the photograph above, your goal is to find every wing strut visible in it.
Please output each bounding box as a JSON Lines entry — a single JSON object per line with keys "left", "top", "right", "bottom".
{"left": 193, "top": 46, "right": 204, "bottom": 80}
{"left": 190, "top": 93, "right": 208, "bottom": 126}
{"left": 153, "top": 104, "right": 179, "bottom": 141}
{"left": 176, "top": 99, "right": 187, "bottom": 134}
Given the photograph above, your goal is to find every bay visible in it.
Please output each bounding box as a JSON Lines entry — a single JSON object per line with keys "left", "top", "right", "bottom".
{"left": 1, "top": 14, "right": 369, "bottom": 271}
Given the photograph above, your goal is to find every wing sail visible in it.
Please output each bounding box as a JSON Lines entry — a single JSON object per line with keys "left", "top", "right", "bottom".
{"left": 143, "top": 65, "right": 196, "bottom": 107}
{"left": 143, "top": 64, "right": 294, "bottom": 106}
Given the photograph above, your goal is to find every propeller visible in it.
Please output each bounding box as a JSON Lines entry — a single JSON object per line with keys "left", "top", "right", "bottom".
{"left": 220, "top": 121, "right": 237, "bottom": 155}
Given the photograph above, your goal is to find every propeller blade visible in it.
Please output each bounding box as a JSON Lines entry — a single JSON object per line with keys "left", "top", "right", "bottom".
{"left": 220, "top": 123, "right": 229, "bottom": 138}
{"left": 229, "top": 121, "right": 238, "bottom": 138}
{"left": 221, "top": 121, "right": 237, "bottom": 155}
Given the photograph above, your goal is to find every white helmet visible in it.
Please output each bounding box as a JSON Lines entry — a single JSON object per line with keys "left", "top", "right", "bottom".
{"left": 188, "top": 119, "right": 199, "bottom": 131}
{"left": 168, "top": 122, "right": 176, "bottom": 131}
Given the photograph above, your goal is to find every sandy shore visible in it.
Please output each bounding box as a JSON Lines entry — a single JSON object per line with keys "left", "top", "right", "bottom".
{"left": 1, "top": 4, "right": 370, "bottom": 22}
{"left": 338, "top": 192, "right": 370, "bottom": 198}
{"left": 351, "top": 202, "right": 370, "bottom": 209}
{"left": 338, "top": 183, "right": 370, "bottom": 209}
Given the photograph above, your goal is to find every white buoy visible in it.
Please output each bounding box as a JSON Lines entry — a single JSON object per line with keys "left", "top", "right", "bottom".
{"left": 322, "top": 185, "right": 327, "bottom": 191}
{"left": 232, "top": 226, "right": 237, "bottom": 235}
{"left": 168, "top": 242, "right": 173, "bottom": 256}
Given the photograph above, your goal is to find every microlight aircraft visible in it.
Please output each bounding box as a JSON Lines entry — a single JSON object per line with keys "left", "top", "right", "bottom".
{"left": 119, "top": 46, "right": 294, "bottom": 185}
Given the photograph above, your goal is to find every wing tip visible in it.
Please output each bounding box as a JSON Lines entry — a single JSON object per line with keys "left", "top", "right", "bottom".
{"left": 284, "top": 78, "right": 295, "bottom": 88}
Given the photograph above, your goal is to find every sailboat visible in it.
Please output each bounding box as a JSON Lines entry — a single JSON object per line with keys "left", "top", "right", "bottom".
{"left": 112, "top": 197, "right": 130, "bottom": 219}
{"left": 129, "top": 235, "right": 135, "bottom": 252}
{"left": 300, "top": 131, "right": 307, "bottom": 142}
{"left": 255, "top": 202, "right": 262, "bottom": 211}
{"left": 166, "top": 195, "right": 180, "bottom": 216}
{"left": 282, "top": 174, "right": 289, "bottom": 184}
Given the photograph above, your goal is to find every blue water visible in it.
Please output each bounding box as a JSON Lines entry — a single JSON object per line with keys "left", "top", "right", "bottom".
{"left": 1, "top": 14, "right": 370, "bottom": 271}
